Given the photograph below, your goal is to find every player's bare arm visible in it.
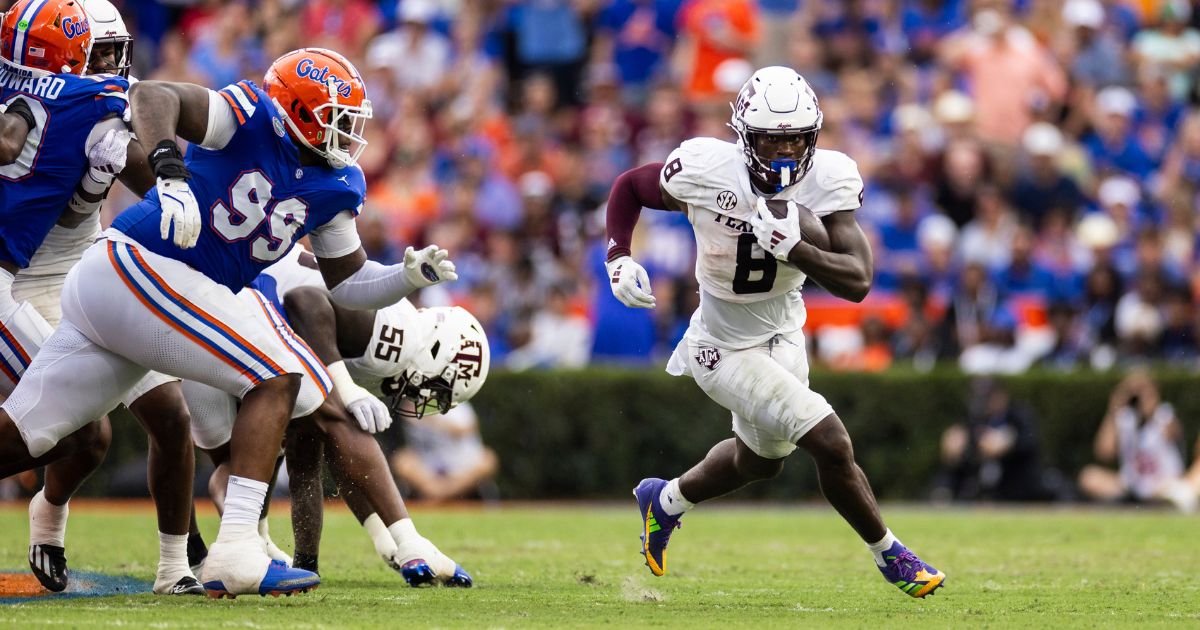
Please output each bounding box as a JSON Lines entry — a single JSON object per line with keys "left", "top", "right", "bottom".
{"left": 283, "top": 286, "right": 376, "bottom": 363}
{"left": 127, "top": 80, "right": 211, "bottom": 147}
{"left": 116, "top": 134, "right": 155, "bottom": 198}
{"left": 284, "top": 281, "right": 394, "bottom": 434}
{"left": 128, "top": 80, "right": 212, "bottom": 248}
{"left": 784, "top": 210, "right": 873, "bottom": 303}
{"left": 0, "top": 98, "right": 34, "bottom": 164}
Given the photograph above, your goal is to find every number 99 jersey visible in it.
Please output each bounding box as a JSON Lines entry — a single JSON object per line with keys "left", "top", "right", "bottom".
{"left": 111, "top": 80, "right": 366, "bottom": 292}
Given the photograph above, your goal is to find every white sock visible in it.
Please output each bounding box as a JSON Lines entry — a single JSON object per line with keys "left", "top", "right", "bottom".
{"left": 216, "top": 476, "right": 268, "bottom": 543}
{"left": 158, "top": 532, "right": 191, "bottom": 580}
{"left": 659, "top": 478, "right": 694, "bottom": 517}
{"left": 258, "top": 517, "right": 271, "bottom": 538}
{"left": 29, "top": 489, "right": 68, "bottom": 547}
{"left": 387, "top": 518, "right": 420, "bottom": 546}
{"left": 866, "top": 529, "right": 900, "bottom": 567}
{"left": 364, "top": 513, "right": 398, "bottom": 557}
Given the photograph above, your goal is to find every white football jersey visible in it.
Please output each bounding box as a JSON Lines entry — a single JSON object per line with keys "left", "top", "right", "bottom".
{"left": 343, "top": 298, "right": 430, "bottom": 397}
{"left": 660, "top": 137, "right": 863, "bottom": 347}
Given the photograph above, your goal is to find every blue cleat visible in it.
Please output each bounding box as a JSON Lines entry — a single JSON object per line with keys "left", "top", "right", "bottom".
{"left": 400, "top": 559, "right": 474, "bottom": 588}
{"left": 204, "top": 560, "right": 320, "bottom": 599}
{"left": 877, "top": 542, "right": 945, "bottom": 599}
{"left": 632, "top": 478, "right": 682, "bottom": 576}
{"left": 399, "top": 559, "right": 437, "bottom": 587}
{"left": 444, "top": 564, "right": 474, "bottom": 588}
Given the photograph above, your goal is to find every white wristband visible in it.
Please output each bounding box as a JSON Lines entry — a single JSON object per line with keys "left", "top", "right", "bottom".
{"left": 326, "top": 360, "right": 366, "bottom": 404}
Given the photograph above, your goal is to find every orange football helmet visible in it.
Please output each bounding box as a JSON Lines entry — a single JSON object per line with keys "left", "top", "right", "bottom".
{"left": 263, "top": 48, "right": 372, "bottom": 169}
{"left": 1, "top": 0, "right": 92, "bottom": 75}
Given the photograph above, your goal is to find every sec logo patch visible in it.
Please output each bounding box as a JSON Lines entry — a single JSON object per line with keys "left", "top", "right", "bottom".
{"left": 716, "top": 190, "right": 737, "bottom": 211}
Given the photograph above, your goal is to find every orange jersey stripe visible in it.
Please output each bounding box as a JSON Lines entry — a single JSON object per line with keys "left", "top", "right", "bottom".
{"left": 219, "top": 91, "right": 246, "bottom": 125}
{"left": 236, "top": 81, "right": 259, "bottom": 102}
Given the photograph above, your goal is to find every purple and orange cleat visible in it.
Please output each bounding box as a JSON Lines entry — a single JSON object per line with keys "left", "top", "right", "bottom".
{"left": 878, "top": 542, "right": 945, "bottom": 598}
{"left": 632, "top": 478, "right": 682, "bottom": 577}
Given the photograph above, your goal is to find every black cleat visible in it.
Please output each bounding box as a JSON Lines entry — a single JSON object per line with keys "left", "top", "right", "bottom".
{"left": 29, "top": 544, "right": 68, "bottom": 592}
{"left": 167, "top": 576, "right": 206, "bottom": 596}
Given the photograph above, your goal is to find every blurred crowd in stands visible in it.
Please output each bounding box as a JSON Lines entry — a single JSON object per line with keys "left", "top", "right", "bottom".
{"left": 92, "top": 0, "right": 1200, "bottom": 372}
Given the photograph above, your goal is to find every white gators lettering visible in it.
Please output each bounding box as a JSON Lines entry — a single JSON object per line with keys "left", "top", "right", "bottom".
{"left": 210, "top": 171, "right": 309, "bottom": 262}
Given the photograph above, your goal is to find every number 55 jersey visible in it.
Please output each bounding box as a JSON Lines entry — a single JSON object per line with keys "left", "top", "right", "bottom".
{"left": 659, "top": 137, "right": 862, "bottom": 350}
{"left": 112, "top": 80, "right": 365, "bottom": 292}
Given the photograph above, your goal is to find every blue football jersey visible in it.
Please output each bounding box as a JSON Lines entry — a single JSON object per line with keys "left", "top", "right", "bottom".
{"left": 112, "top": 80, "right": 366, "bottom": 291}
{"left": 0, "top": 61, "right": 128, "bottom": 267}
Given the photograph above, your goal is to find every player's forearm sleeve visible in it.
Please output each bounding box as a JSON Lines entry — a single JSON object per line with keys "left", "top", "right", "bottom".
{"left": 606, "top": 162, "right": 667, "bottom": 261}
{"left": 328, "top": 259, "right": 416, "bottom": 310}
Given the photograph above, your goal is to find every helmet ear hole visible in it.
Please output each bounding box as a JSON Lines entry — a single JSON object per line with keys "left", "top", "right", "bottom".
{"left": 291, "top": 99, "right": 314, "bottom": 124}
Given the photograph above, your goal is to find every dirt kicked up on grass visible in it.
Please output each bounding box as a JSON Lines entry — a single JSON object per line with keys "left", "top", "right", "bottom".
{"left": 0, "top": 502, "right": 1196, "bottom": 628}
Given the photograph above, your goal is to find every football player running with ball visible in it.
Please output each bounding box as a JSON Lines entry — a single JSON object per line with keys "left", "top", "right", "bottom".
{"left": 606, "top": 66, "right": 945, "bottom": 598}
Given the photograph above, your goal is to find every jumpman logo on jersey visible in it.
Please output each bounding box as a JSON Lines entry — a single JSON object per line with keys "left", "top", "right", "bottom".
{"left": 338, "top": 175, "right": 350, "bottom": 186}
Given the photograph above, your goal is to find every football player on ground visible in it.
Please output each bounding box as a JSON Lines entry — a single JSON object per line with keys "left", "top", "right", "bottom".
{"left": 605, "top": 66, "right": 946, "bottom": 598}
{"left": 0, "top": 46, "right": 458, "bottom": 598}
{"left": 184, "top": 246, "right": 486, "bottom": 586}
{"left": 4, "top": 0, "right": 205, "bottom": 596}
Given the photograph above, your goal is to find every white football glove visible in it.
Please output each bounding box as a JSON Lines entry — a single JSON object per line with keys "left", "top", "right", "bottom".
{"left": 605, "top": 255, "right": 655, "bottom": 309}
{"left": 750, "top": 197, "right": 802, "bottom": 261}
{"left": 403, "top": 244, "right": 458, "bottom": 289}
{"left": 346, "top": 392, "right": 393, "bottom": 434}
{"left": 157, "top": 177, "right": 201, "bottom": 249}
{"left": 86, "top": 127, "right": 131, "bottom": 175}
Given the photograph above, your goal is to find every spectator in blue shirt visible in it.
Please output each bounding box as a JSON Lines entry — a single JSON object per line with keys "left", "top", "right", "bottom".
{"left": 1083, "top": 86, "right": 1157, "bottom": 179}
{"left": 995, "top": 224, "right": 1057, "bottom": 298}
{"left": 594, "top": 0, "right": 682, "bottom": 100}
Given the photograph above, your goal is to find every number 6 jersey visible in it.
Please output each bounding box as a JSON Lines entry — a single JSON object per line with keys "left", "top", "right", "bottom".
{"left": 660, "top": 137, "right": 863, "bottom": 348}
{"left": 112, "top": 80, "right": 366, "bottom": 292}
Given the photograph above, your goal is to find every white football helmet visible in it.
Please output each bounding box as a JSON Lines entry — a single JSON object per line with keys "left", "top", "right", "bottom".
{"left": 385, "top": 306, "right": 490, "bottom": 419}
{"left": 84, "top": 0, "right": 132, "bottom": 76}
{"left": 730, "top": 66, "right": 822, "bottom": 193}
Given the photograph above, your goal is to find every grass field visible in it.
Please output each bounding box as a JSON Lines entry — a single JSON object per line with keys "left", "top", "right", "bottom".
{"left": 0, "top": 502, "right": 1196, "bottom": 628}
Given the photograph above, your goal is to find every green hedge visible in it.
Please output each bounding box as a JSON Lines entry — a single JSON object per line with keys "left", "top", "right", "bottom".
{"left": 469, "top": 369, "right": 1200, "bottom": 500}
{"left": 85, "top": 369, "right": 1200, "bottom": 500}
